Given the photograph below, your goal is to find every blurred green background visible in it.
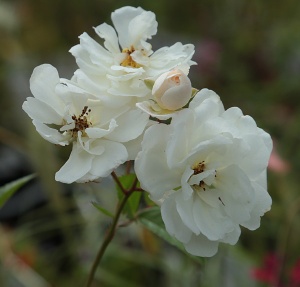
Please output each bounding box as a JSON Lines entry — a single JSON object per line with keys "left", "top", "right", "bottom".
{"left": 1, "top": 0, "right": 300, "bottom": 286}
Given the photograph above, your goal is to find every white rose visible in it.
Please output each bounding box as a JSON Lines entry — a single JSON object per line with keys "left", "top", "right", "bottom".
{"left": 70, "top": 6, "right": 195, "bottom": 102}
{"left": 135, "top": 89, "right": 272, "bottom": 257}
{"left": 22, "top": 64, "right": 149, "bottom": 183}
{"left": 152, "top": 69, "right": 192, "bottom": 110}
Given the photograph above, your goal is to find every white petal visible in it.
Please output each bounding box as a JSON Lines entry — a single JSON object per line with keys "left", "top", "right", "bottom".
{"left": 184, "top": 233, "right": 219, "bottom": 257}
{"left": 73, "top": 70, "right": 131, "bottom": 108}
{"left": 73, "top": 68, "right": 107, "bottom": 89}
{"left": 215, "top": 165, "right": 253, "bottom": 224}
{"left": 70, "top": 44, "right": 108, "bottom": 75}
{"left": 75, "top": 172, "right": 101, "bottom": 183}
{"left": 161, "top": 193, "right": 192, "bottom": 244}
{"left": 134, "top": 124, "right": 181, "bottom": 200}
{"left": 165, "top": 109, "right": 194, "bottom": 168}
{"left": 149, "top": 42, "right": 195, "bottom": 74}
{"left": 189, "top": 88, "right": 223, "bottom": 110}
{"left": 190, "top": 90, "right": 225, "bottom": 125}
{"left": 238, "top": 134, "right": 272, "bottom": 180}
{"left": 258, "top": 127, "right": 273, "bottom": 153}
{"left": 32, "top": 120, "right": 70, "bottom": 146}
{"left": 108, "top": 85, "right": 149, "bottom": 98}
{"left": 189, "top": 170, "right": 216, "bottom": 186}
{"left": 160, "top": 83, "right": 191, "bottom": 111}
{"left": 222, "top": 107, "right": 256, "bottom": 133}
{"left": 88, "top": 140, "right": 128, "bottom": 178}
{"left": 192, "top": 195, "right": 235, "bottom": 241}
{"left": 29, "top": 64, "right": 65, "bottom": 115}
{"left": 109, "top": 65, "right": 144, "bottom": 75}
{"left": 242, "top": 178, "right": 272, "bottom": 230}
{"left": 94, "top": 23, "right": 120, "bottom": 54}
{"left": 221, "top": 226, "right": 241, "bottom": 245}
{"left": 85, "top": 119, "right": 118, "bottom": 139}
{"left": 55, "top": 142, "right": 94, "bottom": 183}
{"left": 128, "top": 10, "right": 157, "bottom": 48}
{"left": 106, "top": 108, "right": 149, "bottom": 142}
{"left": 197, "top": 188, "right": 221, "bottom": 208}
{"left": 122, "top": 133, "right": 144, "bottom": 160}
{"left": 175, "top": 192, "right": 199, "bottom": 234}
{"left": 111, "top": 6, "right": 145, "bottom": 48}
{"left": 22, "top": 97, "right": 63, "bottom": 125}
{"left": 181, "top": 166, "right": 194, "bottom": 200}
{"left": 136, "top": 101, "right": 177, "bottom": 120}
{"left": 77, "top": 133, "right": 105, "bottom": 156}
{"left": 76, "top": 32, "right": 112, "bottom": 68}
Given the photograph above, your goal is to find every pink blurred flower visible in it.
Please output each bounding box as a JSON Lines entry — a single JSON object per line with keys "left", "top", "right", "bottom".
{"left": 290, "top": 259, "right": 300, "bottom": 287}
{"left": 251, "top": 253, "right": 280, "bottom": 285}
{"left": 194, "top": 39, "right": 221, "bottom": 76}
{"left": 268, "top": 147, "right": 290, "bottom": 174}
{"left": 252, "top": 253, "right": 300, "bottom": 287}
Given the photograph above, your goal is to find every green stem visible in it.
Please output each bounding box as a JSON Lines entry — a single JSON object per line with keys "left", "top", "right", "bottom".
{"left": 277, "top": 197, "right": 300, "bottom": 286}
{"left": 85, "top": 175, "right": 135, "bottom": 287}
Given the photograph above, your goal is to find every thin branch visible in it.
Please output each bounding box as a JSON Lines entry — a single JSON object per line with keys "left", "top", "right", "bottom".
{"left": 85, "top": 190, "right": 133, "bottom": 287}
{"left": 277, "top": 197, "right": 300, "bottom": 287}
{"left": 85, "top": 171, "right": 139, "bottom": 287}
{"left": 111, "top": 171, "right": 127, "bottom": 194}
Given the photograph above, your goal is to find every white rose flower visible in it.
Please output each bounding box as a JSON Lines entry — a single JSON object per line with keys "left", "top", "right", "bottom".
{"left": 135, "top": 89, "right": 272, "bottom": 257}
{"left": 136, "top": 67, "right": 197, "bottom": 119}
{"left": 22, "top": 64, "right": 148, "bottom": 183}
{"left": 69, "top": 6, "right": 195, "bottom": 106}
{"left": 152, "top": 68, "right": 192, "bottom": 110}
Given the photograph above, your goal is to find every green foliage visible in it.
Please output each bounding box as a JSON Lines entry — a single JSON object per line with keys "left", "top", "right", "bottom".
{"left": 116, "top": 174, "right": 142, "bottom": 219}
{"left": 138, "top": 206, "right": 183, "bottom": 250}
{"left": 138, "top": 206, "right": 204, "bottom": 265}
{"left": 92, "top": 201, "right": 114, "bottom": 218}
{"left": 0, "top": 174, "right": 35, "bottom": 209}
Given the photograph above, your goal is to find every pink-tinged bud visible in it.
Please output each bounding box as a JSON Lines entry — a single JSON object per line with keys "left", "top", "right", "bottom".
{"left": 152, "top": 69, "right": 192, "bottom": 110}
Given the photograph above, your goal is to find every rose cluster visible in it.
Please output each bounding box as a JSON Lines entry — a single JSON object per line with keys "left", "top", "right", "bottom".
{"left": 22, "top": 6, "right": 272, "bottom": 257}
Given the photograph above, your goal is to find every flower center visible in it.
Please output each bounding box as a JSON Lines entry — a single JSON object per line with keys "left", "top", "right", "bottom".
{"left": 120, "top": 46, "right": 141, "bottom": 68}
{"left": 70, "top": 106, "right": 92, "bottom": 137}
{"left": 190, "top": 161, "right": 224, "bottom": 205}
{"left": 193, "top": 161, "right": 205, "bottom": 175}
{"left": 190, "top": 161, "right": 217, "bottom": 192}
{"left": 192, "top": 161, "right": 206, "bottom": 190}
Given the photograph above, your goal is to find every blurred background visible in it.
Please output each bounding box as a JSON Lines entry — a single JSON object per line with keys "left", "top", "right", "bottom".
{"left": 0, "top": 0, "right": 300, "bottom": 286}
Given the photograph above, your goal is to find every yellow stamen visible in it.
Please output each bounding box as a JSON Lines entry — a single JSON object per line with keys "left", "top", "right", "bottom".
{"left": 70, "top": 106, "right": 92, "bottom": 137}
{"left": 120, "top": 46, "right": 141, "bottom": 68}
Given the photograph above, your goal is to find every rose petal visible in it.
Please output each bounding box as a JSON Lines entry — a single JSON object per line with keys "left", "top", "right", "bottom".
{"left": 88, "top": 140, "right": 128, "bottom": 178}
{"left": 106, "top": 108, "right": 148, "bottom": 142}
{"left": 55, "top": 142, "right": 94, "bottom": 183}
{"left": 32, "top": 120, "right": 70, "bottom": 146}
{"left": 29, "top": 65, "right": 66, "bottom": 115}
{"left": 94, "top": 23, "right": 120, "bottom": 54}
{"left": 135, "top": 124, "right": 181, "bottom": 200}
{"left": 161, "top": 192, "right": 192, "bottom": 244}
{"left": 184, "top": 233, "right": 219, "bottom": 257}
{"left": 23, "top": 97, "right": 63, "bottom": 125}
{"left": 192, "top": 194, "right": 235, "bottom": 241}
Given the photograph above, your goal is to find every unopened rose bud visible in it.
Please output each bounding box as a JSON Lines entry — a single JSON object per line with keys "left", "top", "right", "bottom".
{"left": 152, "top": 69, "right": 192, "bottom": 110}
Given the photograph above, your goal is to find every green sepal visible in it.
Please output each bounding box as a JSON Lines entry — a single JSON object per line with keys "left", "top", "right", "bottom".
{"left": 191, "top": 88, "right": 199, "bottom": 98}
{"left": 144, "top": 78, "right": 155, "bottom": 90}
